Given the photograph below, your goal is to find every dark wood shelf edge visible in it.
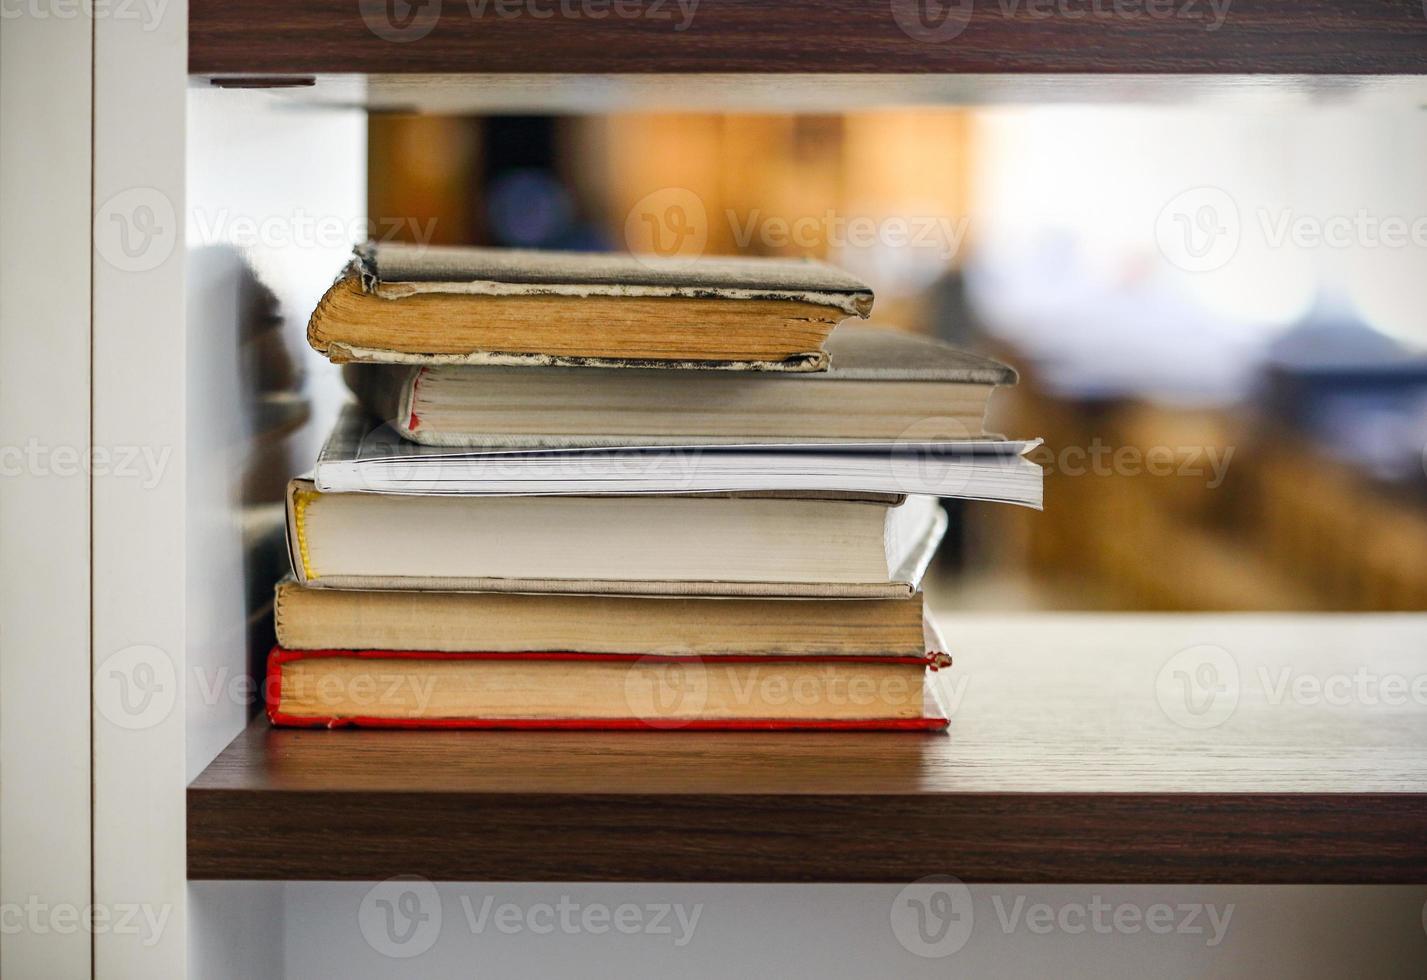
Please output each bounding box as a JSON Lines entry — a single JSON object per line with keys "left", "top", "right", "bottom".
{"left": 190, "top": 0, "right": 1427, "bottom": 75}
{"left": 188, "top": 788, "right": 1427, "bottom": 883}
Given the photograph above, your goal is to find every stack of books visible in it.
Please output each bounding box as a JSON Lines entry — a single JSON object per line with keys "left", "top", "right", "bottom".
{"left": 267, "top": 242, "right": 1041, "bottom": 731}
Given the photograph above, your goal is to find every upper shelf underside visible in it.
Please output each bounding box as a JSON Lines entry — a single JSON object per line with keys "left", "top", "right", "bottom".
{"left": 194, "top": 73, "right": 1427, "bottom": 113}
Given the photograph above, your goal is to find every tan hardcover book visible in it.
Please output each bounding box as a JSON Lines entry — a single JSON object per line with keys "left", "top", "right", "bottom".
{"left": 284, "top": 478, "right": 946, "bottom": 598}
{"left": 274, "top": 578, "right": 928, "bottom": 655}
{"left": 345, "top": 325, "right": 1018, "bottom": 447}
{"left": 306, "top": 242, "right": 873, "bottom": 371}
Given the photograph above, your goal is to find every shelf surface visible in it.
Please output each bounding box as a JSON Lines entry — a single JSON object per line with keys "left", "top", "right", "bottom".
{"left": 190, "top": 0, "right": 1427, "bottom": 76}
{"left": 189, "top": 614, "right": 1427, "bottom": 883}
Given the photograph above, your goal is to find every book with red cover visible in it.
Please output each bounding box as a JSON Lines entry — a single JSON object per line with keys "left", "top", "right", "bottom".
{"left": 265, "top": 646, "right": 951, "bottom": 732}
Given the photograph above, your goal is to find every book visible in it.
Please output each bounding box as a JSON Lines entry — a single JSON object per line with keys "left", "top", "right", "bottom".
{"left": 307, "top": 242, "right": 873, "bottom": 371}
{"left": 342, "top": 325, "right": 1017, "bottom": 447}
{"left": 313, "top": 403, "right": 1044, "bottom": 504}
{"left": 285, "top": 478, "right": 946, "bottom": 597}
{"left": 274, "top": 577, "right": 930, "bottom": 655}
{"left": 264, "top": 646, "right": 951, "bottom": 731}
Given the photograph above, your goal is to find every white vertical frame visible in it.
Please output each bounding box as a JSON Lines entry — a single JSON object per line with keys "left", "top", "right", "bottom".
{"left": 0, "top": 6, "right": 94, "bottom": 978}
{"left": 91, "top": 0, "right": 188, "bottom": 975}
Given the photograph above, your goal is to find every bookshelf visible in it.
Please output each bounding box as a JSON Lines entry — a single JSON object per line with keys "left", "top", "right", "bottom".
{"left": 4, "top": 1, "right": 1427, "bottom": 973}
{"left": 189, "top": 615, "right": 1427, "bottom": 883}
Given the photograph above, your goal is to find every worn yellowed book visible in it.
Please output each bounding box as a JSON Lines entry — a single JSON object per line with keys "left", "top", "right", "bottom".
{"left": 307, "top": 242, "right": 873, "bottom": 370}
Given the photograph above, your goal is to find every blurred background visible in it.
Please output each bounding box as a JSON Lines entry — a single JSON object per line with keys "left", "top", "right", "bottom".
{"left": 359, "top": 107, "right": 1427, "bottom": 612}
{"left": 197, "top": 102, "right": 1427, "bottom": 617}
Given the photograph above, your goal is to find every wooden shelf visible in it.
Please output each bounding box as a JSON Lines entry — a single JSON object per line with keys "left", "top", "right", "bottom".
{"left": 189, "top": 0, "right": 1427, "bottom": 76}
{"left": 189, "top": 615, "right": 1427, "bottom": 883}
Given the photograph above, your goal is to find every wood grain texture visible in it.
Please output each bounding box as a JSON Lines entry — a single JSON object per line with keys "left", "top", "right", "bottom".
{"left": 189, "top": 615, "right": 1427, "bottom": 882}
{"left": 189, "top": 0, "right": 1427, "bottom": 75}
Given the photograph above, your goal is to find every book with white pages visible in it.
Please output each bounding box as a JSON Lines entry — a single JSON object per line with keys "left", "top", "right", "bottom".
{"left": 314, "top": 404, "right": 1044, "bottom": 507}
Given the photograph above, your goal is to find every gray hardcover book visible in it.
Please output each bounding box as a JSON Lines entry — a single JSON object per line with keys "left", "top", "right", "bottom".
{"left": 354, "top": 241, "right": 874, "bottom": 309}
{"left": 344, "top": 325, "right": 1020, "bottom": 448}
